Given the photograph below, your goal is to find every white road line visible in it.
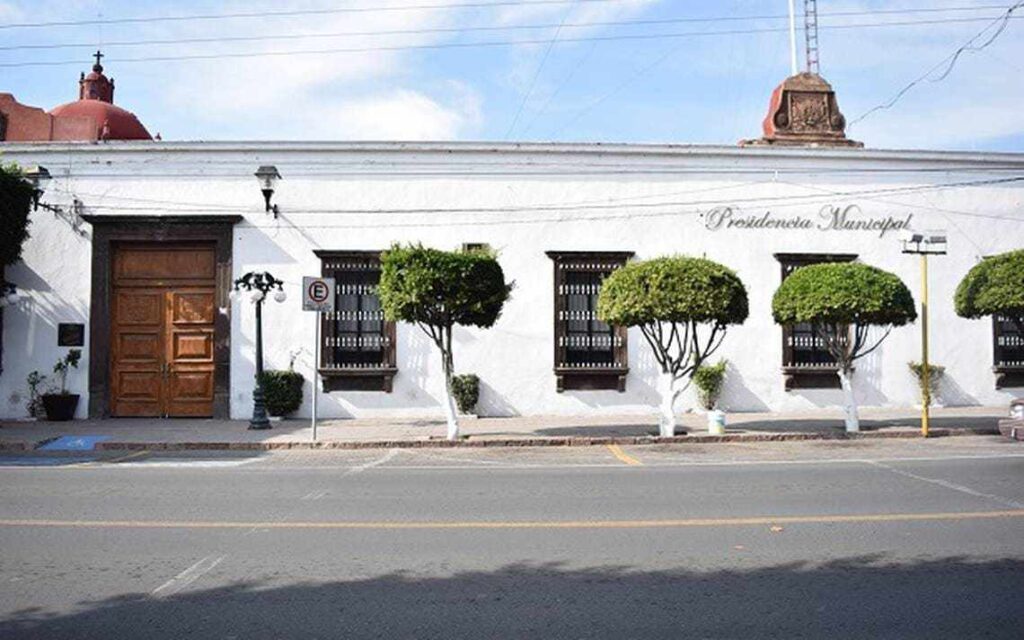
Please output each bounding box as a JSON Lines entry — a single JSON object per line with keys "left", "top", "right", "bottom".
{"left": 151, "top": 555, "right": 225, "bottom": 598}
{"left": 867, "top": 460, "right": 1024, "bottom": 510}
{"left": 301, "top": 489, "right": 328, "bottom": 501}
{"left": 111, "top": 458, "right": 264, "bottom": 469}
{"left": 342, "top": 448, "right": 400, "bottom": 476}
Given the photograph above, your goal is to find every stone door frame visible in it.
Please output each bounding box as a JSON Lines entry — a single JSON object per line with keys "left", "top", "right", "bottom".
{"left": 82, "top": 215, "right": 241, "bottom": 419}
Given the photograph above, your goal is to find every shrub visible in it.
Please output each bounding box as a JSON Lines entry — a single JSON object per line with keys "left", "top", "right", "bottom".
{"left": 0, "top": 164, "right": 34, "bottom": 269}
{"left": 49, "top": 349, "right": 81, "bottom": 395}
{"left": 693, "top": 360, "right": 728, "bottom": 411}
{"left": 908, "top": 361, "right": 944, "bottom": 405}
{"left": 257, "top": 370, "right": 304, "bottom": 417}
{"left": 451, "top": 374, "right": 480, "bottom": 414}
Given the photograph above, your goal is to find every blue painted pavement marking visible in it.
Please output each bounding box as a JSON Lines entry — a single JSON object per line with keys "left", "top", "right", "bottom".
{"left": 37, "top": 435, "right": 111, "bottom": 451}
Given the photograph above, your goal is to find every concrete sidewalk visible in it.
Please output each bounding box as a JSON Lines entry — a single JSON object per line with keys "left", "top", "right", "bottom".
{"left": 0, "top": 406, "right": 1010, "bottom": 451}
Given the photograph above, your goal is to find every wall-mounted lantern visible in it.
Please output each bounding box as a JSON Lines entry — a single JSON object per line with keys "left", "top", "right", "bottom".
{"left": 254, "top": 165, "right": 281, "bottom": 218}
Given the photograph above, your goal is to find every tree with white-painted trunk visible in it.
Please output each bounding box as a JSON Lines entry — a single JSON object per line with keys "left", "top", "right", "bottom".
{"left": 378, "top": 244, "right": 512, "bottom": 441}
{"left": 772, "top": 262, "right": 916, "bottom": 433}
{"left": 597, "top": 257, "right": 749, "bottom": 437}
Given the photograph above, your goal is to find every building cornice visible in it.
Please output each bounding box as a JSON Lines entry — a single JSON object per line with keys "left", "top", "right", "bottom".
{"left": 2, "top": 140, "right": 1023, "bottom": 166}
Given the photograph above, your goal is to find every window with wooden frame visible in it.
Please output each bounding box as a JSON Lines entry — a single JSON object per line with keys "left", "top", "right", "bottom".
{"left": 314, "top": 250, "right": 397, "bottom": 392}
{"left": 993, "top": 314, "right": 1024, "bottom": 389}
{"left": 547, "top": 251, "right": 633, "bottom": 392}
{"left": 774, "top": 253, "right": 857, "bottom": 390}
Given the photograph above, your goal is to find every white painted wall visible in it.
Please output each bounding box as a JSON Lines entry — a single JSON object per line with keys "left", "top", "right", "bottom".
{"left": 1, "top": 141, "right": 1022, "bottom": 421}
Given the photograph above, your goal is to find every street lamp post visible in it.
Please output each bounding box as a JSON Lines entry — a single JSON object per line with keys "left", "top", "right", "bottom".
{"left": 232, "top": 271, "right": 286, "bottom": 430}
{"left": 901, "top": 231, "right": 947, "bottom": 437}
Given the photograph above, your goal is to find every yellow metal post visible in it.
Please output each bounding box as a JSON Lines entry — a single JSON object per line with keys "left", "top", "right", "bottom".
{"left": 921, "top": 254, "right": 930, "bottom": 437}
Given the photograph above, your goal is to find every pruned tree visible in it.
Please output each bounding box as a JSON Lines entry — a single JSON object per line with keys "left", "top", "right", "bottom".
{"left": 772, "top": 262, "right": 916, "bottom": 432}
{"left": 0, "top": 164, "right": 35, "bottom": 377}
{"left": 954, "top": 249, "right": 1024, "bottom": 334}
{"left": 598, "top": 256, "right": 748, "bottom": 437}
{"left": 378, "top": 244, "right": 512, "bottom": 440}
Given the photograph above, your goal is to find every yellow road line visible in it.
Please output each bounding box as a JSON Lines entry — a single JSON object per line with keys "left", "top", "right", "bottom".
{"left": 607, "top": 444, "right": 642, "bottom": 466}
{"left": 1, "top": 510, "right": 1021, "bottom": 531}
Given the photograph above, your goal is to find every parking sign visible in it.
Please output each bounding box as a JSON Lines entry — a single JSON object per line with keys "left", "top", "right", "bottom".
{"left": 302, "top": 276, "right": 335, "bottom": 312}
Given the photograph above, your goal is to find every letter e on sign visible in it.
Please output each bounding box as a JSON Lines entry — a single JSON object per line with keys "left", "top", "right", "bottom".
{"left": 302, "top": 276, "right": 336, "bottom": 313}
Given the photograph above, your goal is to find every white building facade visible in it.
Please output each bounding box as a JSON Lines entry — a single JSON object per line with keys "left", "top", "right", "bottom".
{"left": 1, "top": 140, "right": 1022, "bottom": 422}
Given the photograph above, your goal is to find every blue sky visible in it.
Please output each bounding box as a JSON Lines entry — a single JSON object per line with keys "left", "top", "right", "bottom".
{"left": 1, "top": 0, "right": 1022, "bottom": 150}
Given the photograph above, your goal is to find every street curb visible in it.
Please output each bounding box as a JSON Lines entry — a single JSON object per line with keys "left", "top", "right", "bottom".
{"left": 86, "top": 427, "right": 1002, "bottom": 452}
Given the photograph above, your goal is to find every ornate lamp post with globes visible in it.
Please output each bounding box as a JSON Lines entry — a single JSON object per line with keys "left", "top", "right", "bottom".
{"left": 232, "top": 271, "right": 286, "bottom": 430}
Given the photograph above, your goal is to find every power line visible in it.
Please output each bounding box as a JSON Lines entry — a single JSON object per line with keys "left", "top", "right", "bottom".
{"left": 2, "top": 16, "right": 1021, "bottom": 68}
{"left": 61, "top": 176, "right": 1024, "bottom": 219}
{"left": 0, "top": 6, "right": 1009, "bottom": 52}
{"left": 504, "top": 1, "right": 576, "bottom": 140}
{"left": 850, "top": 1, "right": 1024, "bottom": 127}
{"left": 0, "top": 0, "right": 620, "bottom": 30}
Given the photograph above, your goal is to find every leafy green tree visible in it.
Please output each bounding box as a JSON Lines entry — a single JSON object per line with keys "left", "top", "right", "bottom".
{"left": 954, "top": 249, "right": 1024, "bottom": 335}
{"left": 378, "top": 244, "right": 512, "bottom": 439}
{"left": 0, "top": 163, "right": 34, "bottom": 377}
{"left": 598, "top": 256, "right": 748, "bottom": 436}
{"left": 0, "top": 164, "right": 34, "bottom": 270}
{"left": 772, "top": 262, "right": 916, "bottom": 432}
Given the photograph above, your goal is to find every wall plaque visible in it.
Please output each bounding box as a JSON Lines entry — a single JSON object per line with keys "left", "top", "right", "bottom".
{"left": 57, "top": 323, "right": 85, "bottom": 347}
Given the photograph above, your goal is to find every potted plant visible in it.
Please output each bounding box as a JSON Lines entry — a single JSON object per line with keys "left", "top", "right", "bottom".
{"left": 257, "top": 369, "right": 305, "bottom": 418}
{"left": 908, "top": 361, "right": 945, "bottom": 408}
{"left": 42, "top": 349, "right": 81, "bottom": 421}
{"left": 25, "top": 370, "right": 47, "bottom": 420}
{"left": 451, "top": 374, "right": 480, "bottom": 419}
{"left": 693, "top": 360, "right": 728, "bottom": 435}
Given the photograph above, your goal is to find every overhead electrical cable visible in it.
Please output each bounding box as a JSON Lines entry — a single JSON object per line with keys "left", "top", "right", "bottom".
{"left": 0, "top": 0, "right": 621, "bottom": 30}
{"left": 504, "top": 1, "right": 576, "bottom": 140}
{"left": 0, "top": 6, "right": 1010, "bottom": 52}
{"left": 2, "top": 16, "right": 1022, "bottom": 68}
{"left": 55, "top": 176, "right": 1024, "bottom": 219}
{"left": 850, "top": 1, "right": 1024, "bottom": 127}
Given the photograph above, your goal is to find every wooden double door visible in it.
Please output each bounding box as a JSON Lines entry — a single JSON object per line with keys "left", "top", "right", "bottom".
{"left": 110, "top": 244, "right": 218, "bottom": 417}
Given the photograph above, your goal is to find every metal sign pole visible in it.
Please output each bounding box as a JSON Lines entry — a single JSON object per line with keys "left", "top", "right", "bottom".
{"left": 312, "top": 311, "right": 319, "bottom": 442}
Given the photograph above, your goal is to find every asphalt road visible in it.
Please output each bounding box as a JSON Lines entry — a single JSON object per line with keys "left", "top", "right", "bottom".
{"left": 1, "top": 437, "right": 1022, "bottom": 639}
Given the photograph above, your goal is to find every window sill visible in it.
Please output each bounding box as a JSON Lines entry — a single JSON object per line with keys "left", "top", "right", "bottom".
{"left": 993, "top": 366, "right": 1024, "bottom": 390}
{"left": 554, "top": 367, "right": 628, "bottom": 393}
{"left": 782, "top": 366, "right": 843, "bottom": 391}
{"left": 320, "top": 367, "right": 397, "bottom": 393}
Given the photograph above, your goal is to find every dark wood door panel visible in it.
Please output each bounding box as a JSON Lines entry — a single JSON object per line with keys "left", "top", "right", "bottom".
{"left": 114, "top": 246, "right": 216, "bottom": 283}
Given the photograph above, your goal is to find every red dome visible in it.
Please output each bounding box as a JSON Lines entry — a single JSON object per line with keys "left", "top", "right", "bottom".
{"left": 49, "top": 99, "right": 152, "bottom": 141}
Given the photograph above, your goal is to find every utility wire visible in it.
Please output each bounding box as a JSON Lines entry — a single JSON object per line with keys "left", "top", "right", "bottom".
{"left": 0, "top": 0, "right": 619, "bottom": 30}
{"left": 0, "top": 6, "right": 1008, "bottom": 52}
{"left": 850, "top": 1, "right": 1024, "bottom": 127}
{"left": 58, "top": 176, "right": 1024, "bottom": 219}
{"left": 2, "top": 16, "right": 1021, "bottom": 68}
{"left": 504, "top": 1, "right": 576, "bottom": 140}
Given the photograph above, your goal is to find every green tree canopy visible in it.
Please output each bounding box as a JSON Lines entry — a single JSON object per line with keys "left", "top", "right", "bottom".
{"left": 0, "top": 164, "right": 34, "bottom": 269}
{"left": 772, "top": 262, "right": 916, "bottom": 327}
{"left": 597, "top": 256, "right": 749, "bottom": 327}
{"left": 379, "top": 244, "right": 512, "bottom": 330}
{"left": 954, "top": 250, "right": 1024, "bottom": 327}
{"left": 378, "top": 244, "right": 513, "bottom": 440}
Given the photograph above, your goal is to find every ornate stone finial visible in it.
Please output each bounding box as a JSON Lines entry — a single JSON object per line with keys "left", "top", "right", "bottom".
{"left": 92, "top": 50, "right": 104, "bottom": 72}
{"left": 741, "top": 72, "right": 862, "bottom": 148}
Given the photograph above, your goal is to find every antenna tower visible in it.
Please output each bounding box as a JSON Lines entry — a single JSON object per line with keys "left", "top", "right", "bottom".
{"left": 804, "top": 0, "right": 820, "bottom": 74}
